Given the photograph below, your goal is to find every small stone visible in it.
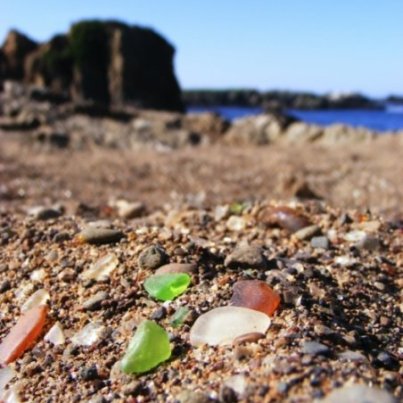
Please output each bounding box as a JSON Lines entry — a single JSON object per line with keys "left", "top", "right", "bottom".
{"left": 114, "top": 200, "right": 145, "bottom": 219}
{"left": 356, "top": 235, "right": 380, "bottom": 251}
{"left": 71, "top": 322, "right": 105, "bottom": 346}
{"left": 80, "top": 364, "right": 99, "bottom": 381}
{"left": 81, "top": 254, "right": 119, "bottom": 282}
{"left": 0, "top": 280, "right": 11, "bottom": 293}
{"left": 123, "top": 381, "right": 141, "bottom": 396}
{"left": 28, "top": 206, "right": 62, "bottom": 220}
{"left": 226, "top": 216, "right": 246, "bottom": 231}
{"left": 121, "top": 320, "right": 171, "bottom": 374}
{"left": 189, "top": 306, "right": 271, "bottom": 346}
{"left": 320, "top": 384, "right": 397, "bottom": 403}
{"left": 314, "top": 324, "right": 334, "bottom": 336}
{"left": 311, "top": 236, "right": 330, "bottom": 250}
{"left": 294, "top": 225, "right": 321, "bottom": 240}
{"left": 225, "top": 244, "right": 267, "bottom": 270}
{"left": 302, "top": 341, "right": 330, "bottom": 356}
{"left": 338, "top": 351, "right": 367, "bottom": 362}
{"left": 82, "top": 291, "right": 108, "bottom": 311}
{"left": 231, "top": 280, "right": 280, "bottom": 316}
{"left": 260, "top": 206, "right": 311, "bottom": 233}
{"left": 177, "top": 390, "right": 211, "bottom": 403}
{"left": 155, "top": 263, "right": 196, "bottom": 275}
{"left": 77, "top": 227, "right": 124, "bottom": 245}
{"left": 150, "top": 306, "right": 167, "bottom": 320}
{"left": 219, "top": 385, "right": 238, "bottom": 403}
{"left": 375, "top": 351, "right": 398, "bottom": 369}
{"left": 144, "top": 273, "right": 191, "bottom": 301}
{"left": 138, "top": 244, "right": 168, "bottom": 270}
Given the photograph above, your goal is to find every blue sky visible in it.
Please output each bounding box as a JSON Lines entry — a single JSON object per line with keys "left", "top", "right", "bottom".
{"left": 1, "top": 1, "right": 402, "bottom": 96}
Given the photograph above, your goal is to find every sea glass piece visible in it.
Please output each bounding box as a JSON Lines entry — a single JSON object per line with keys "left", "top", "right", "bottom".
{"left": 260, "top": 206, "right": 311, "bottom": 233}
{"left": 0, "top": 305, "right": 48, "bottom": 364}
{"left": 81, "top": 254, "right": 119, "bottom": 282}
{"left": 170, "top": 307, "right": 190, "bottom": 328}
{"left": 121, "top": 320, "right": 171, "bottom": 374}
{"left": 44, "top": 322, "right": 65, "bottom": 345}
{"left": 144, "top": 273, "right": 191, "bottom": 301}
{"left": 189, "top": 306, "right": 271, "bottom": 346}
{"left": 21, "top": 289, "right": 50, "bottom": 313}
{"left": 231, "top": 280, "right": 280, "bottom": 317}
{"left": 71, "top": 322, "right": 105, "bottom": 346}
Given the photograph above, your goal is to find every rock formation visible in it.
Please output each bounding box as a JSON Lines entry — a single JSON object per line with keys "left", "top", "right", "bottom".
{"left": 0, "top": 21, "right": 183, "bottom": 112}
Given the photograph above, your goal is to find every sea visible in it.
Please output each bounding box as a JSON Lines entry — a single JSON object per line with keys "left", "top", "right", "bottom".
{"left": 187, "top": 105, "right": 403, "bottom": 132}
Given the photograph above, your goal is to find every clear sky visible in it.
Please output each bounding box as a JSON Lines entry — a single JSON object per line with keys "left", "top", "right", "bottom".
{"left": 1, "top": 1, "right": 402, "bottom": 97}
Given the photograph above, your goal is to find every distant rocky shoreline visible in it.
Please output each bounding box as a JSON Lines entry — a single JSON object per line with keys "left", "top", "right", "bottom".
{"left": 183, "top": 89, "right": 389, "bottom": 111}
{"left": 0, "top": 81, "right": 402, "bottom": 152}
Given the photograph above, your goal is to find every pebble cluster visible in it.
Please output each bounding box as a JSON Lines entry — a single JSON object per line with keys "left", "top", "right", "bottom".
{"left": 0, "top": 199, "right": 401, "bottom": 402}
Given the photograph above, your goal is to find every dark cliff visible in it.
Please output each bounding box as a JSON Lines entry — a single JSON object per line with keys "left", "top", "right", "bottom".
{"left": 0, "top": 21, "right": 184, "bottom": 112}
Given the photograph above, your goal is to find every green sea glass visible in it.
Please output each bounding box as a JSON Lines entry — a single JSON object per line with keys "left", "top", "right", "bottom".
{"left": 121, "top": 320, "right": 171, "bottom": 374}
{"left": 144, "top": 273, "right": 191, "bottom": 301}
{"left": 170, "top": 307, "right": 190, "bottom": 328}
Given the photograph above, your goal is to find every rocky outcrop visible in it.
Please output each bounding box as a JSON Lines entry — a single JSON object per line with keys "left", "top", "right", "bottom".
{"left": 0, "top": 30, "right": 38, "bottom": 80}
{"left": 1, "top": 21, "right": 183, "bottom": 111}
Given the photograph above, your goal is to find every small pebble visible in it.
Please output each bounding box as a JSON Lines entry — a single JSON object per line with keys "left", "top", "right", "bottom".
{"left": 78, "top": 227, "right": 124, "bottom": 245}
{"left": 311, "top": 236, "right": 330, "bottom": 250}
{"left": 28, "top": 206, "right": 62, "bottom": 220}
{"left": 138, "top": 244, "right": 168, "bottom": 270}
{"left": 294, "top": 225, "right": 321, "bottom": 240}
{"left": 302, "top": 341, "right": 330, "bottom": 356}
{"left": 225, "top": 244, "right": 267, "bottom": 270}
{"left": 82, "top": 291, "right": 108, "bottom": 311}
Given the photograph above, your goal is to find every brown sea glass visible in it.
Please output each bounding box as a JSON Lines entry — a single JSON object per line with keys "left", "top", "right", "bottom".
{"left": 231, "top": 280, "right": 280, "bottom": 316}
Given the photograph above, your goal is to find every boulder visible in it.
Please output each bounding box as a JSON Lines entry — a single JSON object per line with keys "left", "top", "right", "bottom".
{"left": 224, "top": 113, "right": 296, "bottom": 145}
{"left": 182, "top": 112, "right": 230, "bottom": 142}
{"left": 285, "top": 122, "right": 323, "bottom": 143}
{"left": 1, "top": 30, "right": 38, "bottom": 80}
{"left": 320, "top": 124, "right": 375, "bottom": 144}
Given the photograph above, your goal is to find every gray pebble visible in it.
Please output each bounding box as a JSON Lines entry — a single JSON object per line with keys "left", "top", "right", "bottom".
{"left": 138, "top": 244, "right": 168, "bottom": 270}
{"left": 320, "top": 384, "right": 397, "bottom": 403}
{"left": 225, "top": 244, "right": 267, "bottom": 270}
{"left": 356, "top": 235, "right": 380, "bottom": 251}
{"left": 338, "top": 350, "right": 367, "bottom": 362}
{"left": 311, "top": 236, "right": 330, "bottom": 250}
{"left": 83, "top": 291, "right": 108, "bottom": 311}
{"left": 302, "top": 341, "right": 330, "bottom": 356}
{"left": 78, "top": 227, "right": 124, "bottom": 245}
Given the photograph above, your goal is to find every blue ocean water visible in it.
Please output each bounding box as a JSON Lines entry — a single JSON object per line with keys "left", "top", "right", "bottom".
{"left": 187, "top": 106, "right": 403, "bottom": 132}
